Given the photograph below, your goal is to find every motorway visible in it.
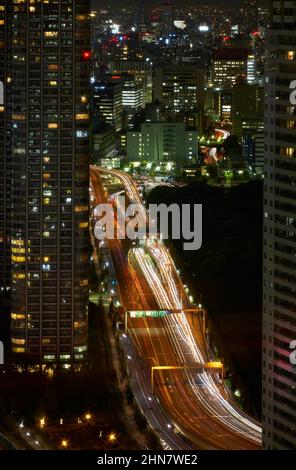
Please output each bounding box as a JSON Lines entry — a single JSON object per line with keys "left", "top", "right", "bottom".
{"left": 90, "top": 165, "right": 262, "bottom": 450}
{"left": 0, "top": 432, "right": 17, "bottom": 450}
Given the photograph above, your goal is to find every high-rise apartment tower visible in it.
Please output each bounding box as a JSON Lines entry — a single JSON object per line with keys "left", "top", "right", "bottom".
{"left": 10, "top": 0, "right": 90, "bottom": 369}
{"left": 263, "top": 0, "right": 296, "bottom": 449}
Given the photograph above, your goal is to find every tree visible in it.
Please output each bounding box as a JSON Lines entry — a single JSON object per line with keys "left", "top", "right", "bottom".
{"left": 223, "top": 135, "right": 242, "bottom": 162}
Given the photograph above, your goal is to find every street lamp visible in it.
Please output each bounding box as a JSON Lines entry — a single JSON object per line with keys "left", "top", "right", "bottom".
{"left": 61, "top": 439, "right": 68, "bottom": 448}
{"left": 85, "top": 413, "right": 92, "bottom": 421}
{"left": 108, "top": 432, "right": 117, "bottom": 442}
{"left": 39, "top": 418, "right": 46, "bottom": 429}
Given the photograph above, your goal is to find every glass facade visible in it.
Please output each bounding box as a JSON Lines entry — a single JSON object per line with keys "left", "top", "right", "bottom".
{"left": 10, "top": 0, "right": 90, "bottom": 369}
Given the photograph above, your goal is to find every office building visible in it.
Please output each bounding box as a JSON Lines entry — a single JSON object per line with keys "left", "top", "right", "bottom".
{"left": 93, "top": 78, "right": 123, "bottom": 132}
{"left": 211, "top": 48, "right": 249, "bottom": 88}
{"left": 110, "top": 60, "right": 153, "bottom": 104}
{"left": 10, "top": 0, "right": 90, "bottom": 369}
{"left": 121, "top": 32, "right": 142, "bottom": 61}
{"left": 242, "top": 130, "right": 264, "bottom": 175}
{"left": 158, "top": 2, "right": 175, "bottom": 36}
{"left": 153, "top": 64, "right": 205, "bottom": 114}
{"left": 247, "top": 54, "right": 257, "bottom": 84}
{"left": 135, "top": 0, "right": 145, "bottom": 32}
{"left": 122, "top": 79, "right": 144, "bottom": 111}
{"left": 263, "top": 1, "right": 296, "bottom": 449}
{"left": 127, "top": 122, "right": 198, "bottom": 163}
{"left": 244, "top": 0, "right": 259, "bottom": 34}
{"left": 92, "top": 124, "right": 119, "bottom": 167}
{"left": 231, "top": 82, "right": 264, "bottom": 136}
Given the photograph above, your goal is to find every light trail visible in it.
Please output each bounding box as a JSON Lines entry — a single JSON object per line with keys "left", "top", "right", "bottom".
{"left": 135, "top": 245, "right": 261, "bottom": 443}
{"left": 90, "top": 165, "right": 262, "bottom": 449}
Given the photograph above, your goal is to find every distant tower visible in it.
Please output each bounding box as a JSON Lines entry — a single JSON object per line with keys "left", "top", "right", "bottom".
{"left": 135, "top": 0, "right": 145, "bottom": 32}
{"left": 244, "top": 0, "right": 259, "bottom": 33}
{"left": 10, "top": 0, "right": 90, "bottom": 369}
{"left": 160, "top": 2, "right": 175, "bottom": 36}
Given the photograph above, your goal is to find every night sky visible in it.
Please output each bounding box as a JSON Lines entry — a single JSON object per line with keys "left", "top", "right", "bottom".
{"left": 91, "top": 0, "right": 267, "bottom": 8}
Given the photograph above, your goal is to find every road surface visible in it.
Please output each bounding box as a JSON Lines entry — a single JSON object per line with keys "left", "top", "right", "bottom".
{"left": 90, "top": 165, "right": 262, "bottom": 450}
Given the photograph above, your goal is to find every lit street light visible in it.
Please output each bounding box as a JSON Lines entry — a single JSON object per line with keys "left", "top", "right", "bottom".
{"left": 39, "top": 417, "right": 46, "bottom": 429}
{"left": 108, "top": 432, "right": 117, "bottom": 442}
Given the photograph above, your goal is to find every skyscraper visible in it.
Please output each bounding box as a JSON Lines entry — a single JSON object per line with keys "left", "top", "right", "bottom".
{"left": 154, "top": 64, "right": 205, "bottom": 114}
{"left": 93, "top": 78, "right": 123, "bottom": 132}
{"left": 263, "top": 1, "right": 296, "bottom": 449}
{"left": 159, "top": 2, "right": 175, "bottom": 36}
{"left": 244, "top": 0, "right": 259, "bottom": 34}
{"left": 211, "top": 48, "right": 249, "bottom": 88}
{"left": 135, "top": 0, "right": 145, "bottom": 32}
{"left": 10, "top": 0, "right": 90, "bottom": 370}
{"left": 0, "top": 1, "right": 11, "bottom": 293}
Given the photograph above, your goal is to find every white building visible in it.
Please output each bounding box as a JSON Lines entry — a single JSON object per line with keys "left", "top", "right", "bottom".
{"left": 122, "top": 80, "right": 144, "bottom": 110}
{"left": 127, "top": 122, "right": 198, "bottom": 163}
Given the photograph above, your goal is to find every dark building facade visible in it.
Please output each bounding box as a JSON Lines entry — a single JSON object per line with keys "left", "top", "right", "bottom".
{"left": 263, "top": 0, "right": 296, "bottom": 449}
{"left": 93, "top": 78, "right": 123, "bottom": 132}
{"left": 0, "top": 1, "right": 11, "bottom": 293}
{"left": 10, "top": 0, "right": 90, "bottom": 369}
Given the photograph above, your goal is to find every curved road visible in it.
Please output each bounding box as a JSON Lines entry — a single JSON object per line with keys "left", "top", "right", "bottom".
{"left": 90, "top": 165, "right": 262, "bottom": 450}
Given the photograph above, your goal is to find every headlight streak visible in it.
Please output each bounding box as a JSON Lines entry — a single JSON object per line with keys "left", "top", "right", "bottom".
{"left": 135, "top": 241, "right": 261, "bottom": 443}
{"left": 95, "top": 166, "right": 262, "bottom": 446}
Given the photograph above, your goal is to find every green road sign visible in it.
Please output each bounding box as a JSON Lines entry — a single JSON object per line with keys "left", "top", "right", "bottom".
{"left": 129, "top": 310, "right": 169, "bottom": 318}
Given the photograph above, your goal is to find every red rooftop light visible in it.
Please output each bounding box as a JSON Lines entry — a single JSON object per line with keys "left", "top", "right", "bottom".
{"left": 83, "top": 51, "right": 91, "bottom": 60}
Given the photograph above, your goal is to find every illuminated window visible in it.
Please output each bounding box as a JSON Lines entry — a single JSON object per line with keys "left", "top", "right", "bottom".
{"left": 11, "top": 313, "right": 25, "bottom": 320}
{"left": 74, "top": 321, "right": 87, "bottom": 328}
{"left": 75, "top": 113, "right": 89, "bottom": 120}
{"left": 13, "top": 347, "right": 25, "bottom": 353}
{"left": 79, "top": 221, "right": 88, "bottom": 229}
{"left": 12, "top": 338, "right": 26, "bottom": 345}
{"left": 281, "top": 147, "right": 294, "bottom": 157}
{"left": 44, "top": 31, "right": 58, "bottom": 38}
{"left": 48, "top": 64, "right": 59, "bottom": 71}
{"left": 287, "top": 51, "right": 295, "bottom": 61}
{"left": 12, "top": 255, "right": 26, "bottom": 262}
{"left": 12, "top": 273, "right": 26, "bottom": 280}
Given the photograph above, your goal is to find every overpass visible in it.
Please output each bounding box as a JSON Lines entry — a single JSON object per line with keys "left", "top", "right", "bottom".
{"left": 90, "top": 165, "right": 262, "bottom": 450}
